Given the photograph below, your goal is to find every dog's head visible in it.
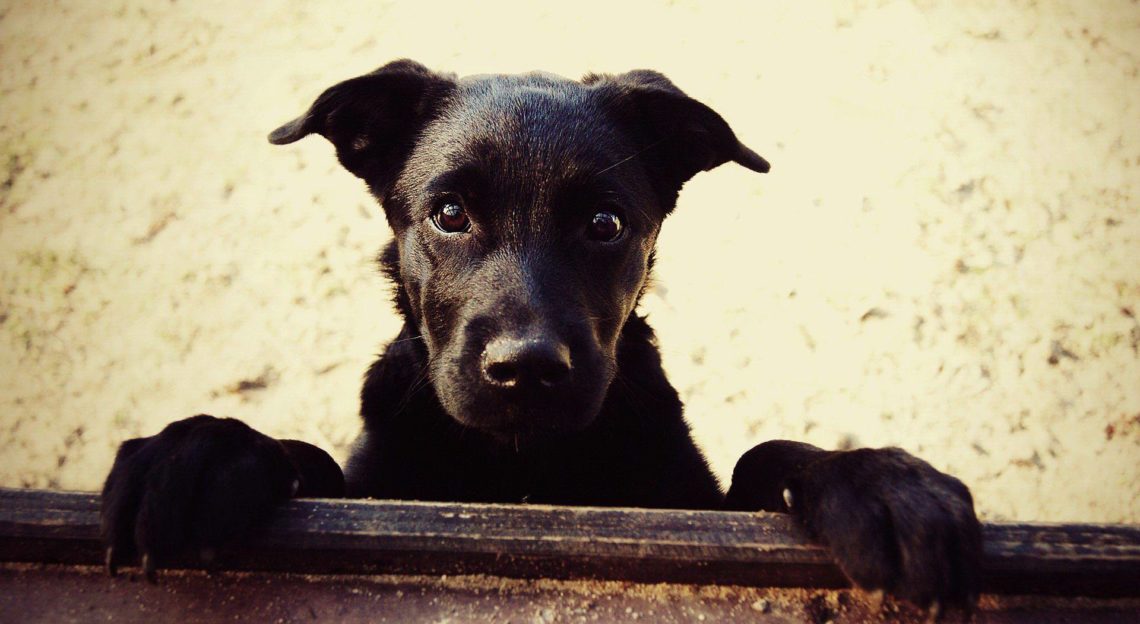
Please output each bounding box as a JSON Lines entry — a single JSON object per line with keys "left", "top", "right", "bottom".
{"left": 270, "top": 59, "right": 767, "bottom": 438}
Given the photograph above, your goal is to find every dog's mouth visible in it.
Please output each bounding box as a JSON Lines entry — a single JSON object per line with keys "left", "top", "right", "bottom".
{"left": 443, "top": 390, "right": 607, "bottom": 436}
{"left": 429, "top": 351, "right": 613, "bottom": 438}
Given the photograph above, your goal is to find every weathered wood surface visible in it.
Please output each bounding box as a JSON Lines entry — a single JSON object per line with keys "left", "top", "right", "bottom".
{"left": 1, "top": 487, "right": 1138, "bottom": 599}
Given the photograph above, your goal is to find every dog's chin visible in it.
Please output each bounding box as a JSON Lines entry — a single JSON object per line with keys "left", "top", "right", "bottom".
{"left": 435, "top": 385, "right": 607, "bottom": 445}
{"left": 477, "top": 425, "right": 567, "bottom": 450}
{"left": 447, "top": 400, "right": 602, "bottom": 439}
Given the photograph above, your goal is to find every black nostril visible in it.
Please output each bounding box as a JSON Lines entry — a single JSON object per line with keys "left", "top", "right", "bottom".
{"left": 535, "top": 358, "right": 570, "bottom": 387}
{"left": 482, "top": 336, "right": 571, "bottom": 390}
{"left": 484, "top": 360, "right": 520, "bottom": 386}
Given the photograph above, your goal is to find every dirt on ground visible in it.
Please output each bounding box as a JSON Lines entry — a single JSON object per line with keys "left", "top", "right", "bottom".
{"left": 0, "top": 1, "right": 1138, "bottom": 523}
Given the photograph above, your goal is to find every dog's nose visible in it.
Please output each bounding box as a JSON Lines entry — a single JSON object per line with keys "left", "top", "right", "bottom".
{"left": 482, "top": 336, "right": 571, "bottom": 389}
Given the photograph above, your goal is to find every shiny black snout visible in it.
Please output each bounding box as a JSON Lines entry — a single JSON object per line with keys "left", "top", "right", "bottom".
{"left": 481, "top": 335, "right": 572, "bottom": 390}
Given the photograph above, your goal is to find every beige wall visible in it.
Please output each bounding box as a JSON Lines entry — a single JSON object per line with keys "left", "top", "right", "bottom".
{"left": 1, "top": 0, "right": 1137, "bottom": 522}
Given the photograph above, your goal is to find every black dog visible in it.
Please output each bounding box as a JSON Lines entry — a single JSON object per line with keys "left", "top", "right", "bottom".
{"left": 101, "top": 60, "right": 981, "bottom": 609}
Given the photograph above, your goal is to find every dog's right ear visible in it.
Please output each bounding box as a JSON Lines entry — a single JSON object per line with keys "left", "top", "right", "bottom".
{"left": 269, "top": 59, "right": 455, "bottom": 198}
{"left": 585, "top": 69, "right": 768, "bottom": 209}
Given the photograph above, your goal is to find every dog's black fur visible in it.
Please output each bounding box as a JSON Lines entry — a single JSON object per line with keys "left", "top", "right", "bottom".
{"left": 101, "top": 60, "right": 982, "bottom": 609}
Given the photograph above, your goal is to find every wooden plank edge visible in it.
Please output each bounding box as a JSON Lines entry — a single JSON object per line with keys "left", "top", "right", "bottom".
{"left": 1, "top": 487, "right": 1137, "bottom": 597}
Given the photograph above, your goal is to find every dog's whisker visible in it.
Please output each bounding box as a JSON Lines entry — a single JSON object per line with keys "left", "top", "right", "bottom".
{"left": 594, "top": 138, "right": 666, "bottom": 177}
{"left": 384, "top": 334, "right": 428, "bottom": 347}
{"left": 389, "top": 364, "right": 432, "bottom": 418}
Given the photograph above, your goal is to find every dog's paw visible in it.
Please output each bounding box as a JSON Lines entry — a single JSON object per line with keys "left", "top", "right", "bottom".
{"left": 100, "top": 415, "right": 298, "bottom": 581}
{"left": 787, "top": 448, "right": 982, "bottom": 610}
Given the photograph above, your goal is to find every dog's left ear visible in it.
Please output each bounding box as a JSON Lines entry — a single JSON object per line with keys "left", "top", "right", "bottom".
{"left": 585, "top": 70, "right": 768, "bottom": 204}
{"left": 269, "top": 59, "right": 456, "bottom": 199}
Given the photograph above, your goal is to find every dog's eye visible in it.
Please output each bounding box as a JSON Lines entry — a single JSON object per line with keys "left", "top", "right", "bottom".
{"left": 431, "top": 199, "right": 471, "bottom": 234}
{"left": 587, "top": 211, "right": 623, "bottom": 242}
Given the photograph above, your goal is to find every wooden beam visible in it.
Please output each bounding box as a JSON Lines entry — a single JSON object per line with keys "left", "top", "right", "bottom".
{"left": 1, "top": 488, "right": 1137, "bottom": 597}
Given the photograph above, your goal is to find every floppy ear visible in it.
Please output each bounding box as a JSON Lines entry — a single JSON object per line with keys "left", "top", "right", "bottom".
{"left": 585, "top": 70, "right": 768, "bottom": 205}
{"left": 269, "top": 59, "right": 455, "bottom": 198}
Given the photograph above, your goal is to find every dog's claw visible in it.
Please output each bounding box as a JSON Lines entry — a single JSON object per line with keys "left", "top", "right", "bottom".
{"left": 782, "top": 487, "right": 794, "bottom": 511}
{"left": 924, "top": 600, "right": 941, "bottom": 624}
{"left": 141, "top": 552, "right": 157, "bottom": 584}
{"left": 104, "top": 547, "right": 117, "bottom": 577}
{"left": 867, "top": 589, "right": 885, "bottom": 612}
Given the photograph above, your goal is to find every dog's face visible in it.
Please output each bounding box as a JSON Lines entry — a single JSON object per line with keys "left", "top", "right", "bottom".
{"left": 270, "top": 60, "right": 767, "bottom": 438}
{"left": 386, "top": 75, "right": 662, "bottom": 435}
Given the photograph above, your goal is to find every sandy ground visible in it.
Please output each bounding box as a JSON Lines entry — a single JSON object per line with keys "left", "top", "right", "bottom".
{"left": 0, "top": 1, "right": 1137, "bottom": 523}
